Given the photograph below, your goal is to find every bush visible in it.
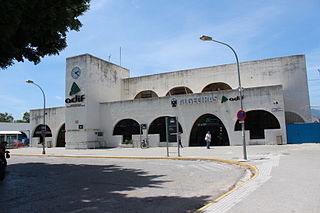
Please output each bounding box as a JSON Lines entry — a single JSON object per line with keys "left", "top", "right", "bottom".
{"left": 122, "top": 139, "right": 133, "bottom": 144}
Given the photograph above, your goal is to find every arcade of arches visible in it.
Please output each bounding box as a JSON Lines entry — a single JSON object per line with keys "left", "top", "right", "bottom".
{"left": 189, "top": 114, "right": 230, "bottom": 146}
{"left": 235, "top": 110, "right": 280, "bottom": 139}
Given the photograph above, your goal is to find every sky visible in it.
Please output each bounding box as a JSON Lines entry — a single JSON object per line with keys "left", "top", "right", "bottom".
{"left": 1, "top": 0, "right": 320, "bottom": 120}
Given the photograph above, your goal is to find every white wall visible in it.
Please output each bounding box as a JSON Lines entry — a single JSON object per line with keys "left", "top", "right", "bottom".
{"left": 100, "top": 85, "right": 286, "bottom": 147}
{"left": 30, "top": 107, "right": 65, "bottom": 147}
{"left": 121, "top": 55, "right": 311, "bottom": 123}
{"left": 65, "top": 54, "right": 130, "bottom": 148}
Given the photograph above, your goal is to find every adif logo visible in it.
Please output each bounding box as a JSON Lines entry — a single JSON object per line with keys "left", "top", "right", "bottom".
{"left": 69, "top": 82, "right": 81, "bottom": 96}
{"left": 65, "top": 82, "right": 85, "bottom": 104}
{"left": 221, "top": 96, "right": 228, "bottom": 103}
{"left": 221, "top": 95, "right": 244, "bottom": 103}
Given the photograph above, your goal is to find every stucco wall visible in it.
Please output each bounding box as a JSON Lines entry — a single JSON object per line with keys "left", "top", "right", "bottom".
{"left": 100, "top": 85, "right": 286, "bottom": 147}
{"left": 30, "top": 107, "right": 65, "bottom": 147}
{"left": 65, "top": 54, "right": 130, "bottom": 148}
{"left": 0, "top": 122, "right": 30, "bottom": 138}
{"left": 121, "top": 55, "right": 311, "bottom": 123}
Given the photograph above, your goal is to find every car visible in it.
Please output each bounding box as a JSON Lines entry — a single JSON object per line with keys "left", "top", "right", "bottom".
{"left": 12, "top": 140, "right": 25, "bottom": 147}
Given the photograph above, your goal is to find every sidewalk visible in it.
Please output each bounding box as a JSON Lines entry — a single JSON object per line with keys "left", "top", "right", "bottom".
{"left": 9, "top": 144, "right": 293, "bottom": 161}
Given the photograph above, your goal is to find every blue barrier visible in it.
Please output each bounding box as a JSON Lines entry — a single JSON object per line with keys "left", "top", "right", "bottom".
{"left": 287, "top": 123, "right": 320, "bottom": 144}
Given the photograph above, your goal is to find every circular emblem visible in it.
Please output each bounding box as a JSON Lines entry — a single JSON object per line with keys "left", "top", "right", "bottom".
{"left": 71, "top": 67, "right": 81, "bottom": 79}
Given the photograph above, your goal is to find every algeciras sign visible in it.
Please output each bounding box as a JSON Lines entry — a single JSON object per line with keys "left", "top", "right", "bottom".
{"left": 171, "top": 94, "right": 218, "bottom": 107}
{"left": 65, "top": 82, "right": 85, "bottom": 104}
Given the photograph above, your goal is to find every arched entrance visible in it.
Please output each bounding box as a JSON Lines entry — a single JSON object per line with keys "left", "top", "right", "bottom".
{"left": 33, "top": 124, "right": 52, "bottom": 144}
{"left": 56, "top": 124, "right": 65, "bottom": 147}
{"left": 234, "top": 110, "right": 280, "bottom": 139}
{"left": 33, "top": 125, "right": 52, "bottom": 137}
{"left": 189, "top": 114, "right": 229, "bottom": 146}
{"left": 113, "top": 119, "right": 141, "bottom": 142}
{"left": 148, "top": 116, "right": 183, "bottom": 142}
{"left": 285, "top": 111, "right": 304, "bottom": 124}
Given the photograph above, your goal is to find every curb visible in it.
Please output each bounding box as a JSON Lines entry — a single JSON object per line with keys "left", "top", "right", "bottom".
{"left": 11, "top": 153, "right": 259, "bottom": 212}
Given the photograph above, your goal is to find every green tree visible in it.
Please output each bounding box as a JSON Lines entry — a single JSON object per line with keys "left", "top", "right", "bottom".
{"left": 23, "top": 112, "right": 30, "bottom": 122}
{"left": 0, "top": 112, "right": 14, "bottom": 122}
{"left": 0, "top": 0, "right": 90, "bottom": 69}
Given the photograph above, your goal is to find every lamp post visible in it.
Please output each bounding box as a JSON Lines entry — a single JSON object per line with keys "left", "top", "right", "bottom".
{"left": 200, "top": 35, "right": 247, "bottom": 160}
{"left": 26, "top": 80, "right": 46, "bottom": 155}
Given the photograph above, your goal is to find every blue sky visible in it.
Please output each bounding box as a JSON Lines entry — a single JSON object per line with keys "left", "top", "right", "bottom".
{"left": 1, "top": 0, "right": 320, "bottom": 120}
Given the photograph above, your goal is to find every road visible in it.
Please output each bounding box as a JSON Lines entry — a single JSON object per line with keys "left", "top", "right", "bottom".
{"left": 0, "top": 156, "right": 245, "bottom": 213}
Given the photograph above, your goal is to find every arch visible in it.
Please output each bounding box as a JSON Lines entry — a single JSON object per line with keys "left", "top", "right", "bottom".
{"left": 166, "top": 86, "right": 193, "bottom": 96}
{"left": 134, "top": 90, "right": 158, "bottom": 99}
{"left": 56, "top": 124, "right": 66, "bottom": 147}
{"left": 285, "top": 111, "right": 304, "bottom": 124}
{"left": 202, "top": 82, "right": 232, "bottom": 92}
{"left": 113, "top": 119, "right": 141, "bottom": 142}
{"left": 33, "top": 125, "right": 52, "bottom": 137}
{"left": 189, "top": 114, "right": 229, "bottom": 146}
{"left": 148, "top": 116, "right": 183, "bottom": 142}
{"left": 235, "top": 110, "right": 280, "bottom": 139}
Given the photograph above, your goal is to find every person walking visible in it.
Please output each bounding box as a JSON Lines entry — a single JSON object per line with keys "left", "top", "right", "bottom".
{"left": 205, "top": 131, "right": 212, "bottom": 149}
{"left": 178, "top": 132, "right": 183, "bottom": 148}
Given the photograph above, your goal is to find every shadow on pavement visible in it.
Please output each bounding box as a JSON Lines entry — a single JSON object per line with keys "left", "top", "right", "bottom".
{"left": 0, "top": 162, "right": 210, "bottom": 213}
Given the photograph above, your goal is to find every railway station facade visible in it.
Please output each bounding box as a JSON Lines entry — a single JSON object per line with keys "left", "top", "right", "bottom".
{"left": 29, "top": 54, "right": 311, "bottom": 148}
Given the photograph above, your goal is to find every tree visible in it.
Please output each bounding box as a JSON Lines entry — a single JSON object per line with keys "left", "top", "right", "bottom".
{"left": 23, "top": 112, "right": 30, "bottom": 122}
{"left": 0, "top": 113, "right": 14, "bottom": 122}
{"left": 0, "top": 0, "right": 90, "bottom": 69}
{"left": 15, "top": 112, "right": 30, "bottom": 123}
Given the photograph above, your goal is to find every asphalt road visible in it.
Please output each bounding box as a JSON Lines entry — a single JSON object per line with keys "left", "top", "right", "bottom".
{"left": 0, "top": 156, "right": 245, "bottom": 213}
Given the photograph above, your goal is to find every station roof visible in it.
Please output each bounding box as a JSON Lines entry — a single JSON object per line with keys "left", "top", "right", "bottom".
{"left": 0, "top": 131, "right": 22, "bottom": 135}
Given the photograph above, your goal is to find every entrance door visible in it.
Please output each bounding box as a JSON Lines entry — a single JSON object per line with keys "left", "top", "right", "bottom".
{"left": 189, "top": 114, "right": 229, "bottom": 146}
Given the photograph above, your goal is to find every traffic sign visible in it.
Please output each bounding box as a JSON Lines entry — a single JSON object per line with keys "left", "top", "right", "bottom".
{"left": 237, "top": 110, "right": 246, "bottom": 121}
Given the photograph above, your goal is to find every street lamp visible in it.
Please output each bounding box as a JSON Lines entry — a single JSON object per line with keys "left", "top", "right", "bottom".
{"left": 200, "top": 35, "right": 247, "bottom": 160}
{"left": 26, "top": 80, "right": 46, "bottom": 155}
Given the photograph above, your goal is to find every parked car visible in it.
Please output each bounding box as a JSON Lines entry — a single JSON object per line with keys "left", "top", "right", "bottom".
{"left": 12, "top": 140, "right": 25, "bottom": 147}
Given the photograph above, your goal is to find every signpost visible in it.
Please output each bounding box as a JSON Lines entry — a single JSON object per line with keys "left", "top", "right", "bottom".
{"left": 165, "top": 116, "right": 179, "bottom": 157}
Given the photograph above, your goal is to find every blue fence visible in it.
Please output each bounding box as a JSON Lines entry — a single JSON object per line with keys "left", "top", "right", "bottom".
{"left": 287, "top": 123, "right": 320, "bottom": 144}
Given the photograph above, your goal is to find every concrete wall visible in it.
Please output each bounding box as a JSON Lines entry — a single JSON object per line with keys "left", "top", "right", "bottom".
{"left": 0, "top": 122, "right": 30, "bottom": 138}
{"left": 65, "top": 54, "right": 130, "bottom": 148}
{"left": 100, "top": 85, "right": 286, "bottom": 147}
{"left": 30, "top": 107, "right": 65, "bottom": 147}
{"left": 121, "top": 55, "right": 311, "bottom": 123}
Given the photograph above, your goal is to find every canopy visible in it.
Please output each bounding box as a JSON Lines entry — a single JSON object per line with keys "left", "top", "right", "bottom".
{"left": 0, "top": 131, "right": 22, "bottom": 135}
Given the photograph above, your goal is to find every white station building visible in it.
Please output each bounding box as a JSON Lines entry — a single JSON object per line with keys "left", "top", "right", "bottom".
{"left": 29, "top": 54, "right": 311, "bottom": 149}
